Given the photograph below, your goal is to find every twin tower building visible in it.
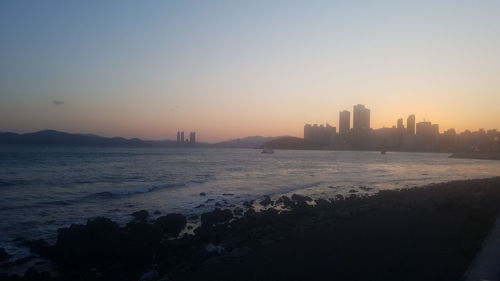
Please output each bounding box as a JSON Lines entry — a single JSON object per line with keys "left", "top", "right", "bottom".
{"left": 176, "top": 131, "right": 196, "bottom": 145}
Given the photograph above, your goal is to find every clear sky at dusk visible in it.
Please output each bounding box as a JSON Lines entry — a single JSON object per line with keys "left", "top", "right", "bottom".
{"left": 1, "top": 0, "right": 500, "bottom": 142}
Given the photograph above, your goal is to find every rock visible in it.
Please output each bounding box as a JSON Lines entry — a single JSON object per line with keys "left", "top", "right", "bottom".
{"left": 205, "top": 243, "right": 224, "bottom": 254}
{"left": 0, "top": 248, "right": 10, "bottom": 262}
{"left": 222, "top": 193, "right": 234, "bottom": 196}
{"left": 1, "top": 256, "right": 34, "bottom": 268}
{"left": 276, "top": 196, "right": 294, "bottom": 209}
{"left": 215, "top": 202, "right": 223, "bottom": 207}
{"left": 21, "top": 239, "right": 50, "bottom": 257}
{"left": 349, "top": 189, "right": 359, "bottom": 193}
{"left": 205, "top": 199, "right": 214, "bottom": 203}
{"left": 199, "top": 192, "right": 206, "bottom": 196}
{"left": 188, "top": 214, "right": 199, "bottom": 220}
{"left": 233, "top": 207, "right": 244, "bottom": 216}
{"left": 154, "top": 210, "right": 162, "bottom": 215}
{"left": 335, "top": 210, "right": 351, "bottom": 218}
{"left": 154, "top": 213, "right": 187, "bottom": 237}
{"left": 230, "top": 247, "right": 251, "bottom": 258}
{"left": 139, "top": 270, "right": 160, "bottom": 281}
{"left": 291, "top": 194, "right": 312, "bottom": 204}
{"left": 131, "top": 210, "right": 150, "bottom": 221}
{"left": 315, "top": 199, "right": 331, "bottom": 209}
{"left": 243, "top": 200, "right": 253, "bottom": 208}
{"left": 335, "top": 194, "right": 344, "bottom": 200}
{"left": 259, "top": 196, "right": 272, "bottom": 206}
{"left": 195, "top": 204, "right": 205, "bottom": 208}
{"left": 23, "top": 266, "right": 52, "bottom": 281}
{"left": 201, "top": 208, "right": 233, "bottom": 227}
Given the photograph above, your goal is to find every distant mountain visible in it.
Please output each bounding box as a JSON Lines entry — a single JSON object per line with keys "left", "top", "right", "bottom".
{"left": 260, "top": 136, "right": 322, "bottom": 150}
{"left": 0, "top": 130, "right": 179, "bottom": 147}
{"left": 213, "top": 136, "right": 284, "bottom": 148}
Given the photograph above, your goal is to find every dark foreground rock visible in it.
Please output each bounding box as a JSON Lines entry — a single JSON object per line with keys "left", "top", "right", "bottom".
{"left": 4, "top": 177, "right": 500, "bottom": 281}
{"left": 0, "top": 248, "right": 10, "bottom": 262}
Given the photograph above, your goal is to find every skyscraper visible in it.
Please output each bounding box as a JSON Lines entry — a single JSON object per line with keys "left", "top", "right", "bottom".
{"left": 353, "top": 104, "right": 370, "bottom": 130}
{"left": 176, "top": 131, "right": 180, "bottom": 144}
{"left": 407, "top": 114, "right": 415, "bottom": 135}
{"left": 189, "top": 132, "right": 196, "bottom": 144}
{"left": 397, "top": 118, "right": 404, "bottom": 130}
{"left": 339, "top": 110, "right": 350, "bottom": 137}
{"left": 180, "top": 131, "right": 184, "bottom": 143}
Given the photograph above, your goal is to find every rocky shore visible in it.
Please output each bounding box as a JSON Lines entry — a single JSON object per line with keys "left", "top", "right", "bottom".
{"left": 2, "top": 177, "right": 500, "bottom": 281}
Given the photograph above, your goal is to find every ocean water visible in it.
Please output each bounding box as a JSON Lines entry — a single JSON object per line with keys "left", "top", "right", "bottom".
{"left": 1, "top": 146, "right": 500, "bottom": 256}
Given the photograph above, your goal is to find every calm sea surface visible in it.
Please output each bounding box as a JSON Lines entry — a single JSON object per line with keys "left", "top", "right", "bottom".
{"left": 1, "top": 146, "right": 500, "bottom": 256}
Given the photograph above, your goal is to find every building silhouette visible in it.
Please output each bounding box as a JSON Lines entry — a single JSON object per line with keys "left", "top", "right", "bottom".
{"left": 416, "top": 121, "right": 439, "bottom": 149}
{"left": 176, "top": 130, "right": 196, "bottom": 146}
{"left": 397, "top": 118, "right": 404, "bottom": 130}
{"left": 339, "top": 110, "right": 350, "bottom": 138}
{"left": 407, "top": 114, "right": 415, "bottom": 135}
{"left": 304, "top": 123, "right": 336, "bottom": 146}
{"left": 300, "top": 105, "right": 499, "bottom": 152}
{"left": 353, "top": 104, "right": 370, "bottom": 130}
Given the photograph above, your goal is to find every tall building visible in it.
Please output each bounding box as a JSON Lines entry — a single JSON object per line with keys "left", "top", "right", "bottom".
{"left": 304, "top": 123, "right": 336, "bottom": 145}
{"left": 416, "top": 121, "right": 439, "bottom": 149}
{"left": 353, "top": 104, "right": 370, "bottom": 130}
{"left": 189, "top": 132, "right": 196, "bottom": 144}
{"left": 339, "top": 110, "right": 350, "bottom": 137}
{"left": 407, "top": 114, "right": 415, "bottom": 135}
{"left": 180, "top": 131, "right": 184, "bottom": 143}
{"left": 397, "top": 118, "right": 404, "bottom": 130}
{"left": 176, "top": 131, "right": 181, "bottom": 144}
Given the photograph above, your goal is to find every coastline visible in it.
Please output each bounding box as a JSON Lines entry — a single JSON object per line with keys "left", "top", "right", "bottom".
{"left": 450, "top": 152, "right": 500, "bottom": 161}
{"left": 2, "top": 177, "right": 500, "bottom": 281}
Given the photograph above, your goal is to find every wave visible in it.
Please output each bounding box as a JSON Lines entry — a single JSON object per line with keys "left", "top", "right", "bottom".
{"left": 85, "top": 179, "right": 209, "bottom": 200}
{"left": 0, "top": 179, "right": 211, "bottom": 211}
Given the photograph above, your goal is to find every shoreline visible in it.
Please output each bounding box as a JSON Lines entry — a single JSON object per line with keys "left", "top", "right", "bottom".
{"left": 450, "top": 152, "right": 500, "bottom": 161}
{"left": 2, "top": 177, "right": 500, "bottom": 280}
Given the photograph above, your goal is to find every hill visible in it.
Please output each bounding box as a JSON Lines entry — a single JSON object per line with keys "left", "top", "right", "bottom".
{"left": 0, "top": 130, "right": 178, "bottom": 147}
{"left": 260, "top": 136, "right": 322, "bottom": 150}
{"left": 213, "top": 136, "right": 282, "bottom": 148}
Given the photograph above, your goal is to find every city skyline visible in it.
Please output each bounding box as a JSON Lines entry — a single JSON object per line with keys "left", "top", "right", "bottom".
{"left": 1, "top": 1, "right": 500, "bottom": 142}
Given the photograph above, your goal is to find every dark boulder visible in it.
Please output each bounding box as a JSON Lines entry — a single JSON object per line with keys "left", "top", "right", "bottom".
{"left": 52, "top": 217, "right": 125, "bottom": 267}
{"left": 259, "top": 196, "right": 272, "bottom": 206}
{"left": 0, "top": 248, "right": 10, "bottom": 262}
{"left": 276, "top": 196, "right": 294, "bottom": 209}
{"left": 21, "top": 239, "right": 50, "bottom": 257}
{"left": 243, "top": 200, "right": 253, "bottom": 208}
{"left": 233, "top": 207, "right": 244, "bottom": 216}
{"left": 201, "top": 208, "right": 233, "bottom": 227}
{"left": 155, "top": 213, "right": 187, "bottom": 237}
{"left": 230, "top": 246, "right": 252, "bottom": 258}
{"left": 291, "top": 194, "right": 312, "bottom": 204}
{"left": 23, "top": 267, "right": 53, "bottom": 281}
{"left": 131, "top": 210, "right": 150, "bottom": 221}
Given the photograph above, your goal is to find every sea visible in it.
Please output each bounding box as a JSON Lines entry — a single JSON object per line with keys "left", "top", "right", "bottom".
{"left": 1, "top": 146, "right": 500, "bottom": 257}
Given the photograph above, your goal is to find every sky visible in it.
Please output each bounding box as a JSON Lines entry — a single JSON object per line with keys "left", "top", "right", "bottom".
{"left": 1, "top": 0, "right": 500, "bottom": 142}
